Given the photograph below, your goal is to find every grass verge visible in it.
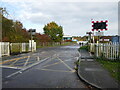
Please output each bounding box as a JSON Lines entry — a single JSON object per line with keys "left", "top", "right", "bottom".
{"left": 96, "top": 59, "right": 120, "bottom": 82}
{"left": 36, "top": 42, "right": 73, "bottom": 48}
{"left": 78, "top": 45, "right": 89, "bottom": 51}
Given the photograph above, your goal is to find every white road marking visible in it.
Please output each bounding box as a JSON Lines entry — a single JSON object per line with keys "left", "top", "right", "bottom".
{"left": 42, "top": 58, "right": 75, "bottom": 68}
{"left": 40, "top": 68, "right": 75, "bottom": 73}
{"left": 57, "top": 56, "right": 74, "bottom": 71}
{"left": 6, "top": 57, "right": 50, "bottom": 78}
{"left": 41, "top": 54, "right": 57, "bottom": 66}
{"left": 0, "top": 66, "right": 22, "bottom": 69}
{"left": 42, "top": 61, "right": 62, "bottom": 68}
{"left": 23, "top": 56, "right": 30, "bottom": 67}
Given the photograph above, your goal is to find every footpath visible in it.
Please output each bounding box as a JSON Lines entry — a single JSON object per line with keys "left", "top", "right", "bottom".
{"left": 77, "top": 49, "right": 119, "bottom": 89}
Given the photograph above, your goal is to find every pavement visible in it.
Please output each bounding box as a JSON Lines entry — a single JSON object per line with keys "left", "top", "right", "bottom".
{"left": 78, "top": 49, "right": 120, "bottom": 89}
{"left": 2, "top": 45, "right": 88, "bottom": 88}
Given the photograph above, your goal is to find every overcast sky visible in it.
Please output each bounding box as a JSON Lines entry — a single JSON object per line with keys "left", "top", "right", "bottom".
{"left": 1, "top": 0, "right": 119, "bottom": 36}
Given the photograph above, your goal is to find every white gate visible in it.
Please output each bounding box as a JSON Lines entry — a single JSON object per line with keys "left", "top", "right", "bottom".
{"left": 0, "top": 42, "right": 10, "bottom": 57}
{"left": 0, "top": 41, "right": 36, "bottom": 57}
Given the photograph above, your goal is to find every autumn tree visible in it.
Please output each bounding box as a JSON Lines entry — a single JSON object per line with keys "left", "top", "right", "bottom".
{"left": 43, "top": 21, "right": 63, "bottom": 42}
{"left": 2, "top": 15, "right": 30, "bottom": 42}
{"left": 35, "top": 33, "right": 51, "bottom": 43}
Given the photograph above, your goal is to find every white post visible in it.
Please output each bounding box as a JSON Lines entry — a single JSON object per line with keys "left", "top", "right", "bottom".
{"left": 117, "top": 42, "right": 119, "bottom": 59}
{"left": 7, "top": 42, "right": 10, "bottom": 56}
{"left": 114, "top": 43, "right": 117, "bottom": 59}
{"left": 113, "top": 43, "right": 115, "bottom": 60}
{"left": 34, "top": 42, "right": 36, "bottom": 51}
{"left": 96, "top": 43, "right": 98, "bottom": 57}
{"left": 110, "top": 43, "right": 113, "bottom": 60}
{"left": 0, "top": 42, "right": 1, "bottom": 57}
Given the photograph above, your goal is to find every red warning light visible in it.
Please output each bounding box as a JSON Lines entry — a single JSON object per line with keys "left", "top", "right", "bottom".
{"left": 92, "top": 21, "right": 94, "bottom": 23}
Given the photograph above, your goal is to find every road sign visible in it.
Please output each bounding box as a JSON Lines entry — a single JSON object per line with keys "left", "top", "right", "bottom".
{"left": 91, "top": 20, "right": 108, "bottom": 31}
{"left": 93, "top": 22, "right": 106, "bottom": 29}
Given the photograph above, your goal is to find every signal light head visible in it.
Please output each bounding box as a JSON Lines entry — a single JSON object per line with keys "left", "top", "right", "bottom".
{"left": 92, "top": 21, "right": 94, "bottom": 23}
{"left": 105, "top": 28, "right": 108, "bottom": 30}
{"left": 105, "top": 20, "right": 108, "bottom": 23}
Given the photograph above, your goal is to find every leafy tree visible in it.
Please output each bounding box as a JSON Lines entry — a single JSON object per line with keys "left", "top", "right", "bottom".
{"left": 43, "top": 21, "right": 63, "bottom": 42}
{"left": 2, "top": 16, "right": 15, "bottom": 42}
{"left": 35, "top": 33, "right": 51, "bottom": 42}
{"left": 2, "top": 15, "right": 30, "bottom": 42}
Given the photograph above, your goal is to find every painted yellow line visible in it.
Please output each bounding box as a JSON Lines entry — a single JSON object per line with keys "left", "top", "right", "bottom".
{"left": 0, "top": 56, "right": 28, "bottom": 64}
{"left": 42, "top": 61, "right": 62, "bottom": 68}
{"left": 41, "top": 55, "right": 57, "bottom": 65}
{"left": 40, "top": 69, "right": 75, "bottom": 73}
{"left": 9, "top": 56, "right": 29, "bottom": 66}
{"left": 23, "top": 56, "right": 30, "bottom": 66}
{"left": 10, "top": 60, "right": 36, "bottom": 66}
{"left": 57, "top": 57, "right": 74, "bottom": 71}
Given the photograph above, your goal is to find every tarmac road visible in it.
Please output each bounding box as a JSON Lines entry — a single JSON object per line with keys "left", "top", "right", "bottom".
{"left": 2, "top": 45, "right": 88, "bottom": 88}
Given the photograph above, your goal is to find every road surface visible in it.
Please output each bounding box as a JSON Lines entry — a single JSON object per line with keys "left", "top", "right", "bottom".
{"left": 2, "top": 45, "right": 88, "bottom": 88}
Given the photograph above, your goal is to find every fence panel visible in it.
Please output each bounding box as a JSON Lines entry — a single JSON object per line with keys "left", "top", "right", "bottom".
{"left": 90, "top": 43, "right": 120, "bottom": 60}
{"left": 0, "top": 42, "right": 36, "bottom": 57}
{"left": 0, "top": 42, "right": 10, "bottom": 57}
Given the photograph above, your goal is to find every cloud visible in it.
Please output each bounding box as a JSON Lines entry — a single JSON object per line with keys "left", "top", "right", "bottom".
{"left": 1, "top": 1, "right": 118, "bottom": 36}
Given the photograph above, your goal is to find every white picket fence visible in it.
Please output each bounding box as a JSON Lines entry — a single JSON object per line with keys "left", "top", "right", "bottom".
{"left": 89, "top": 43, "right": 120, "bottom": 60}
{"left": 0, "top": 41, "right": 36, "bottom": 57}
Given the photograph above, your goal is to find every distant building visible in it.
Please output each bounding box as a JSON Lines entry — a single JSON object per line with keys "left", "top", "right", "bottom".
{"left": 99, "top": 36, "right": 111, "bottom": 43}
{"left": 99, "top": 36, "right": 119, "bottom": 43}
{"left": 63, "top": 35, "right": 73, "bottom": 42}
{"left": 111, "top": 36, "right": 120, "bottom": 43}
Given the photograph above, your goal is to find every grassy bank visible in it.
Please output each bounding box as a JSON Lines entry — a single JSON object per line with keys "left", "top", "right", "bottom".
{"left": 96, "top": 59, "right": 120, "bottom": 82}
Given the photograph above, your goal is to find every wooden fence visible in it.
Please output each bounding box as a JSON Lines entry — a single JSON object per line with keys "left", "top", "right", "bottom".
{"left": 0, "top": 42, "right": 36, "bottom": 57}
{"left": 89, "top": 43, "right": 120, "bottom": 60}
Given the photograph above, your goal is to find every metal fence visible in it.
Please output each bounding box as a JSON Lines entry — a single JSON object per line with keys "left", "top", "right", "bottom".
{"left": 0, "top": 42, "right": 36, "bottom": 57}
{"left": 89, "top": 43, "right": 120, "bottom": 60}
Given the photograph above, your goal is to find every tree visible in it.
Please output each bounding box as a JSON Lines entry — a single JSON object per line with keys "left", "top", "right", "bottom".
{"left": 2, "top": 15, "right": 30, "bottom": 42}
{"left": 43, "top": 21, "right": 63, "bottom": 42}
{"left": 35, "top": 33, "right": 51, "bottom": 43}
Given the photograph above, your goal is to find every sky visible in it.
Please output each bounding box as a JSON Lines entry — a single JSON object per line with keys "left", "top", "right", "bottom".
{"left": 0, "top": 0, "right": 119, "bottom": 36}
